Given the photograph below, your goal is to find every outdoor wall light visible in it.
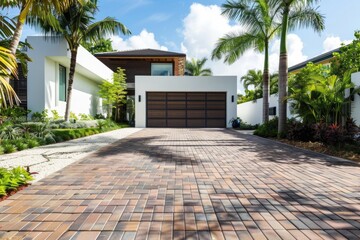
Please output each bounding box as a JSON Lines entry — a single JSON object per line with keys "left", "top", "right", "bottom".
{"left": 231, "top": 95, "right": 234, "bottom": 102}
{"left": 138, "top": 95, "right": 141, "bottom": 102}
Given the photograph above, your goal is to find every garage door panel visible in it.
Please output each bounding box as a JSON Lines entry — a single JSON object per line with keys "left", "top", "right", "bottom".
{"left": 167, "top": 101, "right": 186, "bottom": 109}
{"left": 147, "top": 101, "right": 166, "bottom": 110}
{"left": 207, "top": 93, "right": 226, "bottom": 101}
{"left": 207, "top": 101, "right": 226, "bottom": 110}
{"left": 207, "top": 110, "right": 226, "bottom": 118}
{"left": 187, "top": 101, "right": 206, "bottom": 109}
{"left": 167, "top": 110, "right": 186, "bottom": 118}
{"left": 187, "top": 110, "right": 205, "bottom": 118}
{"left": 187, "top": 119, "right": 206, "bottom": 127}
{"left": 147, "top": 110, "right": 166, "bottom": 118}
{"left": 147, "top": 92, "right": 166, "bottom": 100}
{"left": 167, "top": 92, "right": 186, "bottom": 100}
{"left": 147, "top": 119, "right": 166, "bottom": 127}
{"left": 187, "top": 93, "right": 206, "bottom": 101}
{"left": 168, "top": 119, "right": 186, "bottom": 127}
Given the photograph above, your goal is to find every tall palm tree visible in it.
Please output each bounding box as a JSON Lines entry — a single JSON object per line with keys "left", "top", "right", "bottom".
{"left": 33, "top": 0, "right": 130, "bottom": 121}
{"left": 240, "top": 69, "right": 262, "bottom": 91}
{"left": 0, "top": 0, "right": 77, "bottom": 83}
{"left": 185, "top": 57, "right": 212, "bottom": 76}
{"left": 212, "top": 0, "right": 282, "bottom": 123}
{"left": 0, "top": 14, "right": 19, "bottom": 107}
{"left": 277, "top": 0, "right": 324, "bottom": 134}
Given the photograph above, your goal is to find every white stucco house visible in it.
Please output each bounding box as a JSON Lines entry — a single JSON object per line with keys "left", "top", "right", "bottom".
{"left": 26, "top": 36, "right": 113, "bottom": 117}
{"left": 24, "top": 37, "right": 238, "bottom": 127}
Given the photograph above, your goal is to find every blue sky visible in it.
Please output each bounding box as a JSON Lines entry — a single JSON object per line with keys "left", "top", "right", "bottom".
{"left": 4, "top": 0, "right": 360, "bottom": 92}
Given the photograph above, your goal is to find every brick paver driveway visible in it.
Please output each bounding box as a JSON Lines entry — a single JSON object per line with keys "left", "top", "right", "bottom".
{"left": 0, "top": 129, "right": 359, "bottom": 240}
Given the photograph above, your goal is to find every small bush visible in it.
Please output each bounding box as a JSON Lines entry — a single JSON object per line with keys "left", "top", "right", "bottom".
{"left": 286, "top": 120, "right": 315, "bottom": 142}
{"left": 254, "top": 117, "right": 278, "bottom": 138}
{"left": 26, "top": 139, "right": 40, "bottom": 148}
{"left": 94, "top": 113, "right": 105, "bottom": 119}
{"left": 2, "top": 144, "right": 17, "bottom": 153}
{"left": 324, "top": 124, "right": 345, "bottom": 146}
{"left": 0, "top": 167, "right": 34, "bottom": 197}
{"left": 14, "top": 141, "right": 28, "bottom": 151}
{"left": 0, "top": 146, "right": 4, "bottom": 154}
{"left": 51, "top": 110, "right": 62, "bottom": 120}
{"left": 31, "top": 110, "right": 49, "bottom": 122}
{"left": 79, "top": 113, "right": 93, "bottom": 120}
{"left": 70, "top": 112, "right": 78, "bottom": 121}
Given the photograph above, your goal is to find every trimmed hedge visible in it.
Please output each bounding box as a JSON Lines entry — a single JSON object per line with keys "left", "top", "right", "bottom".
{"left": 52, "top": 124, "right": 128, "bottom": 142}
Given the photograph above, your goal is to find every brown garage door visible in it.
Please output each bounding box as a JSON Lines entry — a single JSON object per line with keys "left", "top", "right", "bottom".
{"left": 146, "top": 92, "right": 226, "bottom": 128}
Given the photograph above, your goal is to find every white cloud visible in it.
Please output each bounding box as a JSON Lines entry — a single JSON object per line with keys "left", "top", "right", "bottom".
{"left": 323, "top": 36, "right": 352, "bottom": 52}
{"left": 110, "top": 29, "right": 168, "bottom": 51}
{"left": 181, "top": 3, "right": 308, "bottom": 93}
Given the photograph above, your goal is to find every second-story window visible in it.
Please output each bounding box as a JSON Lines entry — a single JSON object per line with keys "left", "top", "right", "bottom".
{"left": 151, "top": 63, "right": 173, "bottom": 76}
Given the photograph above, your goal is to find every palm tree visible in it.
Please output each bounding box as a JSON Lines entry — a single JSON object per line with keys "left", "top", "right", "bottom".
{"left": 0, "top": 14, "right": 20, "bottom": 107}
{"left": 212, "top": 0, "right": 282, "bottom": 123}
{"left": 277, "top": 0, "right": 324, "bottom": 134}
{"left": 33, "top": 0, "right": 130, "bottom": 121}
{"left": 185, "top": 57, "right": 212, "bottom": 76}
{"left": 240, "top": 69, "right": 262, "bottom": 91}
{"left": 0, "top": 0, "right": 77, "bottom": 83}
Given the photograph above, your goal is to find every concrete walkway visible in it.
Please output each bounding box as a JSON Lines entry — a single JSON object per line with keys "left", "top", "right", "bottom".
{"left": 0, "top": 128, "right": 142, "bottom": 181}
{"left": 0, "top": 128, "right": 359, "bottom": 239}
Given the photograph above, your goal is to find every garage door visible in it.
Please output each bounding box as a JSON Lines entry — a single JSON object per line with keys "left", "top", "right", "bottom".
{"left": 146, "top": 92, "right": 226, "bottom": 128}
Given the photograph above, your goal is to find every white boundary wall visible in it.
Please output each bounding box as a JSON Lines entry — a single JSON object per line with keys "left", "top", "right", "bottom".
{"left": 237, "top": 72, "right": 360, "bottom": 125}
{"left": 135, "top": 76, "right": 237, "bottom": 128}
{"left": 351, "top": 72, "right": 360, "bottom": 124}
{"left": 237, "top": 94, "right": 293, "bottom": 125}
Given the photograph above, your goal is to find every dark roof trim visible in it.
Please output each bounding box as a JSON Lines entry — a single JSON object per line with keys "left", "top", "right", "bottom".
{"left": 288, "top": 47, "right": 341, "bottom": 72}
{"left": 95, "top": 48, "right": 186, "bottom": 58}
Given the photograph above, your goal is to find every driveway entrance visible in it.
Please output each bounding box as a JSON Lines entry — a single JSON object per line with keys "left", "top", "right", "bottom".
{"left": 0, "top": 129, "right": 359, "bottom": 239}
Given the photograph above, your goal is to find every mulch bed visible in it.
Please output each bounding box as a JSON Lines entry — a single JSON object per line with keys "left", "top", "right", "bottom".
{"left": 278, "top": 139, "right": 360, "bottom": 162}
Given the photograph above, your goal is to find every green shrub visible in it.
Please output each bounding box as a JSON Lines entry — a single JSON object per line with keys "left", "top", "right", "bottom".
{"left": 52, "top": 128, "right": 102, "bottom": 140}
{"left": 0, "top": 125, "right": 22, "bottom": 140}
{"left": 286, "top": 119, "right": 315, "bottom": 142}
{"left": 254, "top": 117, "right": 278, "bottom": 138}
{"left": 14, "top": 141, "right": 28, "bottom": 151}
{"left": 79, "top": 113, "right": 93, "bottom": 120}
{"left": 26, "top": 139, "right": 40, "bottom": 148}
{"left": 70, "top": 112, "right": 78, "bottom": 121}
{"left": 2, "top": 144, "right": 17, "bottom": 153}
{"left": 31, "top": 110, "right": 49, "bottom": 122}
{"left": 51, "top": 110, "right": 62, "bottom": 120}
{"left": 0, "top": 106, "right": 30, "bottom": 123}
{"left": 0, "top": 146, "right": 4, "bottom": 154}
{"left": 0, "top": 167, "right": 34, "bottom": 197}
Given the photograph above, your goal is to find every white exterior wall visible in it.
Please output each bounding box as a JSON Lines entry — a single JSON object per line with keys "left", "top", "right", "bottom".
{"left": 27, "top": 36, "right": 113, "bottom": 116}
{"left": 351, "top": 72, "right": 360, "bottom": 124}
{"left": 135, "top": 76, "right": 237, "bottom": 128}
{"left": 237, "top": 94, "right": 293, "bottom": 125}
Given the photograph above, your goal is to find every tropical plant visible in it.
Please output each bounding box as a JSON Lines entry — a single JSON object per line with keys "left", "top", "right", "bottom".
{"left": 185, "top": 57, "right": 212, "bottom": 76}
{"left": 331, "top": 31, "right": 360, "bottom": 79}
{"left": 82, "top": 38, "right": 114, "bottom": 54}
{"left": 277, "top": 0, "right": 325, "bottom": 135}
{"left": 288, "top": 63, "right": 357, "bottom": 125}
{"left": 212, "top": 0, "right": 282, "bottom": 123}
{"left": 0, "top": 14, "right": 19, "bottom": 108}
{"left": 98, "top": 67, "right": 127, "bottom": 121}
{"left": 32, "top": 0, "right": 130, "bottom": 121}
{"left": 241, "top": 69, "right": 279, "bottom": 94}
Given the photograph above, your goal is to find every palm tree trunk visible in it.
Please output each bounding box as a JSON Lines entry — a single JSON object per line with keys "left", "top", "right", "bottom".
{"left": 278, "top": 5, "right": 290, "bottom": 136}
{"left": 64, "top": 49, "right": 78, "bottom": 122}
{"left": 4, "top": 15, "right": 25, "bottom": 84}
{"left": 262, "top": 40, "right": 270, "bottom": 123}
